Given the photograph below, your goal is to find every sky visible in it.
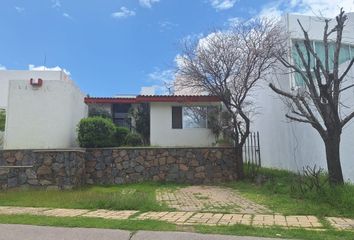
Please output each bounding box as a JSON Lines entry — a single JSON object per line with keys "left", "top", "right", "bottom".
{"left": 0, "top": 0, "right": 353, "bottom": 97}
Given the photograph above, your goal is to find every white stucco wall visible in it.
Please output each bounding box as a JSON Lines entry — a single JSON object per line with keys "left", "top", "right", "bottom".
{"left": 3, "top": 71, "right": 87, "bottom": 149}
{"left": 0, "top": 70, "right": 72, "bottom": 110}
{"left": 150, "top": 102, "right": 218, "bottom": 147}
{"left": 253, "top": 13, "right": 354, "bottom": 182}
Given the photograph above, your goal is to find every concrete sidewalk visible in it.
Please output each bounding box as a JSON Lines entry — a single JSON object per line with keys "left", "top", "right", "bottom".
{"left": 0, "top": 224, "right": 285, "bottom": 240}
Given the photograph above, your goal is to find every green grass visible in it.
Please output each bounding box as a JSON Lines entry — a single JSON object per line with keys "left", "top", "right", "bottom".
{"left": 0, "top": 168, "right": 353, "bottom": 218}
{"left": 0, "top": 214, "right": 177, "bottom": 231}
{"left": 225, "top": 168, "right": 354, "bottom": 218}
{"left": 0, "top": 182, "right": 180, "bottom": 212}
{"left": 0, "top": 214, "right": 353, "bottom": 240}
{"left": 196, "top": 224, "right": 354, "bottom": 240}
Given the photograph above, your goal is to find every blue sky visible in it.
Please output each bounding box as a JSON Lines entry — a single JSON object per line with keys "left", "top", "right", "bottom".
{"left": 0, "top": 0, "right": 352, "bottom": 96}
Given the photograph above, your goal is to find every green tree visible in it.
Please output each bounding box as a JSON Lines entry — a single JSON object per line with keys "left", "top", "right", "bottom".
{"left": 129, "top": 103, "right": 150, "bottom": 145}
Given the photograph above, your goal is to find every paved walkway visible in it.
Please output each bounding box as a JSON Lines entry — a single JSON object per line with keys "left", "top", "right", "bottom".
{"left": 157, "top": 186, "right": 271, "bottom": 214}
{"left": 0, "top": 224, "right": 286, "bottom": 240}
{"left": 0, "top": 206, "right": 341, "bottom": 230}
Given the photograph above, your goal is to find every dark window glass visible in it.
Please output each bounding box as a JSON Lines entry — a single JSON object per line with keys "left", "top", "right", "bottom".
{"left": 172, "top": 106, "right": 182, "bottom": 129}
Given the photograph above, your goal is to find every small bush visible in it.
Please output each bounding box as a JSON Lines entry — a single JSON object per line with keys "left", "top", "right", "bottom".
{"left": 125, "top": 132, "right": 143, "bottom": 146}
{"left": 290, "top": 165, "right": 329, "bottom": 197}
{"left": 0, "top": 110, "right": 5, "bottom": 131}
{"left": 77, "top": 117, "right": 115, "bottom": 148}
{"left": 114, "top": 127, "right": 130, "bottom": 146}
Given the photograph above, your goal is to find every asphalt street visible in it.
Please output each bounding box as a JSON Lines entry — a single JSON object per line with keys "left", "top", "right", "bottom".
{"left": 0, "top": 224, "right": 287, "bottom": 240}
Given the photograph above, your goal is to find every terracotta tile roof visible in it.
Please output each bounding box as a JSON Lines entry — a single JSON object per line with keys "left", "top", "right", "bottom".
{"left": 84, "top": 95, "right": 221, "bottom": 104}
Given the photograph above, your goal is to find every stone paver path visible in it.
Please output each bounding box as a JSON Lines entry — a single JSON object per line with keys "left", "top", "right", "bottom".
{"left": 83, "top": 210, "right": 138, "bottom": 220}
{"left": 0, "top": 206, "right": 49, "bottom": 215}
{"left": 1, "top": 206, "right": 354, "bottom": 231}
{"left": 157, "top": 186, "right": 271, "bottom": 214}
{"left": 138, "top": 211, "right": 194, "bottom": 224}
{"left": 326, "top": 217, "right": 354, "bottom": 230}
{"left": 139, "top": 211, "right": 322, "bottom": 228}
{"left": 41, "top": 208, "right": 90, "bottom": 217}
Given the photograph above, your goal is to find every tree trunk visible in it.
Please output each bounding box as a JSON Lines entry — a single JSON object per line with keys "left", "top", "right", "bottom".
{"left": 234, "top": 146, "right": 244, "bottom": 180}
{"left": 324, "top": 131, "right": 344, "bottom": 185}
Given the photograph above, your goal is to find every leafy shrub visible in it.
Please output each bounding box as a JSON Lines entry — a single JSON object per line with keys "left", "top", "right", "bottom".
{"left": 114, "top": 127, "right": 130, "bottom": 146}
{"left": 0, "top": 110, "right": 5, "bottom": 131}
{"left": 77, "top": 117, "right": 115, "bottom": 148}
{"left": 125, "top": 132, "right": 143, "bottom": 146}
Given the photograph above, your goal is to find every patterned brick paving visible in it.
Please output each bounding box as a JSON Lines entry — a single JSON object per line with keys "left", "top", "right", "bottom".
{"left": 0, "top": 206, "right": 49, "bottom": 215}
{"left": 41, "top": 208, "right": 90, "bottom": 217}
{"left": 82, "top": 210, "right": 138, "bottom": 219}
{"left": 1, "top": 206, "right": 353, "bottom": 231}
{"left": 156, "top": 186, "right": 271, "bottom": 214}
{"left": 137, "top": 211, "right": 194, "bottom": 224}
{"left": 252, "top": 215, "right": 322, "bottom": 228}
{"left": 326, "top": 217, "right": 354, "bottom": 230}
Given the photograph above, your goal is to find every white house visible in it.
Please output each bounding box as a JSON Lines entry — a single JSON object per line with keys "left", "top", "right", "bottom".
{"left": 85, "top": 95, "right": 221, "bottom": 147}
{"left": 252, "top": 12, "right": 354, "bottom": 182}
{"left": 0, "top": 70, "right": 88, "bottom": 149}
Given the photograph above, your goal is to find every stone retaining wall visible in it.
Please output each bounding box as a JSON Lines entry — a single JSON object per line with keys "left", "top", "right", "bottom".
{"left": 0, "top": 148, "right": 237, "bottom": 189}
{"left": 85, "top": 148, "right": 237, "bottom": 185}
{"left": 0, "top": 150, "right": 85, "bottom": 189}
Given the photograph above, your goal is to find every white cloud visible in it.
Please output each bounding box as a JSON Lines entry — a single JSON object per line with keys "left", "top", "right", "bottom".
{"left": 227, "top": 17, "right": 242, "bottom": 27}
{"left": 28, "top": 64, "right": 71, "bottom": 75}
{"left": 148, "top": 68, "right": 175, "bottom": 83}
{"left": 111, "top": 7, "right": 136, "bottom": 19}
{"left": 0, "top": 64, "right": 6, "bottom": 70}
{"left": 181, "top": 33, "right": 204, "bottom": 43}
{"left": 63, "top": 13, "right": 73, "bottom": 20}
{"left": 145, "top": 68, "right": 176, "bottom": 95}
{"left": 15, "top": 6, "right": 25, "bottom": 13}
{"left": 259, "top": 0, "right": 354, "bottom": 20}
{"left": 258, "top": 4, "right": 283, "bottom": 20}
{"left": 209, "top": 0, "right": 238, "bottom": 11}
{"left": 159, "top": 21, "right": 178, "bottom": 31}
{"left": 139, "top": 0, "right": 160, "bottom": 8}
{"left": 51, "top": 0, "right": 61, "bottom": 9}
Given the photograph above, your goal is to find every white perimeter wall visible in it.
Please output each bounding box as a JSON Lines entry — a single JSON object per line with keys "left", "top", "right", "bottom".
{"left": 4, "top": 74, "right": 87, "bottom": 149}
{"left": 150, "top": 102, "right": 217, "bottom": 147}
{"left": 0, "top": 70, "right": 72, "bottom": 110}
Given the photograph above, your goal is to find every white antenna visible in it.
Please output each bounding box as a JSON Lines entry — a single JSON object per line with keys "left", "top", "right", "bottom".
{"left": 43, "top": 53, "right": 47, "bottom": 70}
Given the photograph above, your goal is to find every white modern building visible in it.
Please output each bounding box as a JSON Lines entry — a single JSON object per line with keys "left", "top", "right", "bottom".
{"left": 0, "top": 70, "right": 88, "bottom": 149}
{"left": 252, "top": 12, "right": 354, "bottom": 182}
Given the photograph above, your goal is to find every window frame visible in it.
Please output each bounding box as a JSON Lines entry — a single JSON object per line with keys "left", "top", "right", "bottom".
{"left": 171, "top": 105, "right": 217, "bottom": 130}
{"left": 291, "top": 39, "right": 354, "bottom": 88}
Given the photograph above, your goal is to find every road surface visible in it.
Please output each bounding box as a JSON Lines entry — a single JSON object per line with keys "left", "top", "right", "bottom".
{"left": 0, "top": 224, "right": 287, "bottom": 240}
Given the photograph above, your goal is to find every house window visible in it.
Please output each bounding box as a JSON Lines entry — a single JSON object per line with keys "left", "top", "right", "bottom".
{"left": 172, "top": 106, "right": 215, "bottom": 129}
{"left": 183, "top": 106, "right": 207, "bottom": 128}
{"left": 291, "top": 40, "right": 354, "bottom": 87}
{"left": 113, "top": 103, "right": 132, "bottom": 129}
{"left": 172, "top": 106, "right": 182, "bottom": 129}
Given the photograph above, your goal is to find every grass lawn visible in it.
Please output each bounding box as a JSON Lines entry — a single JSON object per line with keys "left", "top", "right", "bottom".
{"left": 0, "top": 214, "right": 353, "bottom": 240}
{"left": 0, "top": 182, "right": 181, "bottom": 212}
{"left": 225, "top": 168, "right": 354, "bottom": 218}
{"left": 0, "top": 168, "right": 353, "bottom": 218}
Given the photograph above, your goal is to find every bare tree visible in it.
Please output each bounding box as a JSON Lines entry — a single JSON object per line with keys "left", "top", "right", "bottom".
{"left": 270, "top": 9, "right": 354, "bottom": 185}
{"left": 177, "top": 19, "right": 284, "bottom": 179}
